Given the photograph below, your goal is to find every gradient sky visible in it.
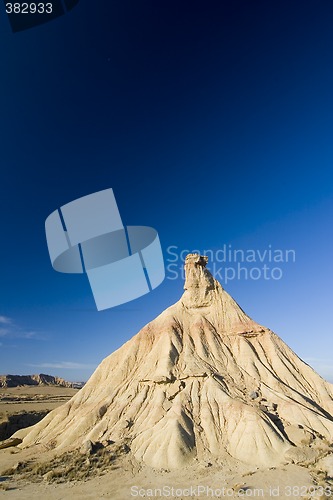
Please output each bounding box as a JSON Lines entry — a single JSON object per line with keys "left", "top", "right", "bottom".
{"left": 0, "top": 1, "right": 332, "bottom": 382}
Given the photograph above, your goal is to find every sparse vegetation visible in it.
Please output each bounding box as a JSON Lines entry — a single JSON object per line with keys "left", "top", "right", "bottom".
{"left": 5, "top": 441, "right": 130, "bottom": 483}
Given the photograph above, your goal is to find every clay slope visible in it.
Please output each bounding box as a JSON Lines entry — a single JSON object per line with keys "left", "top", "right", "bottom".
{"left": 14, "top": 254, "right": 333, "bottom": 468}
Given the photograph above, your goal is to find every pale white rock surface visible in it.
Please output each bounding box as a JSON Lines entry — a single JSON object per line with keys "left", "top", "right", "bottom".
{"left": 14, "top": 254, "right": 333, "bottom": 469}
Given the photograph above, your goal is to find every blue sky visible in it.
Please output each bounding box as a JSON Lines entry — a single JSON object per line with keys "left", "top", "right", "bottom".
{"left": 0, "top": 1, "right": 332, "bottom": 382}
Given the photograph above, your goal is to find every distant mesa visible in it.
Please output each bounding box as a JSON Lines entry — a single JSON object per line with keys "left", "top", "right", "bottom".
{"left": 0, "top": 374, "right": 84, "bottom": 390}
{"left": 11, "top": 254, "right": 333, "bottom": 469}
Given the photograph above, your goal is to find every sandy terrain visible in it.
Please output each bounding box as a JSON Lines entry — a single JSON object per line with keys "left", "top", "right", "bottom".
{"left": 0, "top": 443, "right": 329, "bottom": 499}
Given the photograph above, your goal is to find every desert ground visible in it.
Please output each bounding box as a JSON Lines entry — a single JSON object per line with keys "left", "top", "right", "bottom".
{"left": 0, "top": 441, "right": 332, "bottom": 499}
{"left": 0, "top": 386, "right": 78, "bottom": 442}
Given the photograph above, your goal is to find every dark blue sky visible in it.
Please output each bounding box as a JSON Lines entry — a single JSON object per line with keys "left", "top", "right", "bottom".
{"left": 0, "top": 1, "right": 332, "bottom": 381}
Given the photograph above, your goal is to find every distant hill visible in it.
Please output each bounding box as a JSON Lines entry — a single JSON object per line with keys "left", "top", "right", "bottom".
{"left": 0, "top": 374, "right": 84, "bottom": 389}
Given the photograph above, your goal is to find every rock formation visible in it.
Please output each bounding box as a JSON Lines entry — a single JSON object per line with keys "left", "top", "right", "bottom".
{"left": 14, "top": 254, "right": 333, "bottom": 468}
{"left": 0, "top": 374, "right": 83, "bottom": 389}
